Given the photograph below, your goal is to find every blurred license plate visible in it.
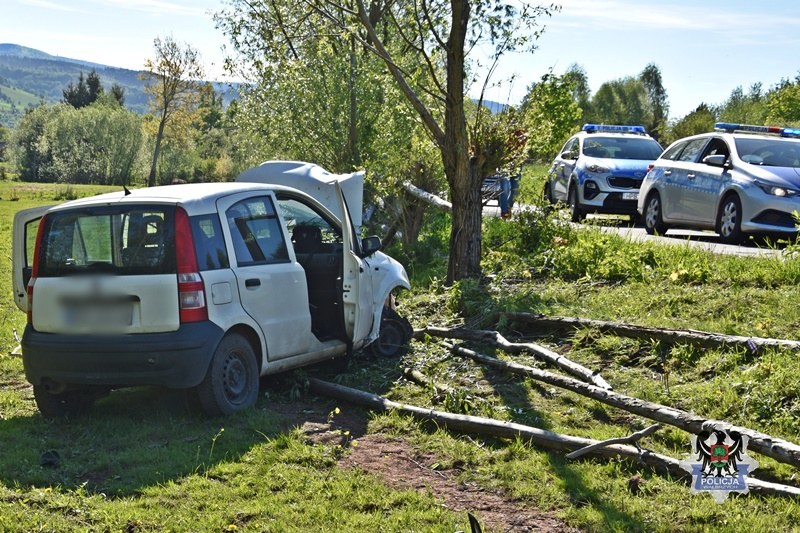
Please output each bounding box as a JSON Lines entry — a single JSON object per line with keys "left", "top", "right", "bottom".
{"left": 622, "top": 192, "right": 638, "bottom": 200}
{"left": 64, "top": 300, "right": 133, "bottom": 327}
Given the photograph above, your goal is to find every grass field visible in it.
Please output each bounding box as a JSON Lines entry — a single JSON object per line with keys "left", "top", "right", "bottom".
{"left": 2, "top": 175, "right": 800, "bottom": 532}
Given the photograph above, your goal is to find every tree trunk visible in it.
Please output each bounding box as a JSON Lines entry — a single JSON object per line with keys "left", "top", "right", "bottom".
{"left": 446, "top": 341, "right": 800, "bottom": 469}
{"left": 307, "top": 377, "right": 800, "bottom": 497}
{"left": 347, "top": 34, "right": 360, "bottom": 169}
{"left": 148, "top": 117, "right": 167, "bottom": 187}
{"left": 443, "top": 0, "right": 481, "bottom": 284}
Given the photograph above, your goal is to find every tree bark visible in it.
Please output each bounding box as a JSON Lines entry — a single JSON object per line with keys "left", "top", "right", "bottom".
{"left": 307, "top": 378, "right": 800, "bottom": 497}
{"left": 444, "top": 342, "right": 800, "bottom": 469}
{"left": 502, "top": 312, "right": 800, "bottom": 354}
{"left": 147, "top": 115, "right": 166, "bottom": 187}
{"left": 401, "top": 182, "right": 452, "bottom": 211}
{"left": 418, "top": 326, "right": 612, "bottom": 390}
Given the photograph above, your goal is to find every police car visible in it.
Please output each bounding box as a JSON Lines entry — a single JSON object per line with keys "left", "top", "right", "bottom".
{"left": 638, "top": 123, "right": 800, "bottom": 244}
{"left": 546, "top": 124, "right": 663, "bottom": 221}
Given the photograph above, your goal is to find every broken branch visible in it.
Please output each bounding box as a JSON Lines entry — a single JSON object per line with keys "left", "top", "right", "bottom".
{"left": 566, "top": 424, "right": 662, "bottom": 460}
{"left": 418, "top": 326, "right": 612, "bottom": 390}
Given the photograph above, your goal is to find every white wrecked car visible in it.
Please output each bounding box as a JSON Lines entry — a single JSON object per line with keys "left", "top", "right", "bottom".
{"left": 12, "top": 161, "right": 411, "bottom": 417}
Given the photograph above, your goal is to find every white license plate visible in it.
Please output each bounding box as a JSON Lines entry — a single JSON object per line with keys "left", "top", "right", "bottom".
{"left": 622, "top": 192, "right": 639, "bottom": 200}
{"left": 64, "top": 301, "right": 134, "bottom": 327}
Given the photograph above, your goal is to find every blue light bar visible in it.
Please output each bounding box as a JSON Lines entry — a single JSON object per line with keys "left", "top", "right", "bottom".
{"left": 714, "top": 122, "right": 800, "bottom": 138}
{"left": 583, "top": 124, "right": 646, "bottom": 134}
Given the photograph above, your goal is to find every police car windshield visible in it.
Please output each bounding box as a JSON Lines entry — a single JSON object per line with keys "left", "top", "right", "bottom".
{"left": 735, "top": 138, "right": 800, "bottom": 168}
{"left": 582, "top": 137, "right": 662, "bottom": 160}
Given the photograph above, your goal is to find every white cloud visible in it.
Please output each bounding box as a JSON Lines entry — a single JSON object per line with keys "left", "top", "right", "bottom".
{"left": 88, "top": 0, "right": 212, "bottom": 18}
{"left": 16, "top": 0, "right": 81, "bottom": 12}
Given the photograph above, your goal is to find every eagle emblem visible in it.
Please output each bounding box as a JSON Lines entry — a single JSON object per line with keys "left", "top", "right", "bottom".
{"left": 680, "top": 429, "right": 758, "bottom": 503}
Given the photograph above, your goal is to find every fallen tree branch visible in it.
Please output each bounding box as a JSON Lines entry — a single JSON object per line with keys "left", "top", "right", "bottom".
{"left": 502, "top": 312, "right": 800, "bottom": 354}
{"left": 307, "top": 378, "right": 800, "bottom": 497}
{"left": 417, "top": 326, "right": 612, "bottom": 390}
{"left": 402, "top": 182, "right": 452, "bottom": 211}
{"left": 566, "top": 424, "right": 662, "bottom": 460}
{"left": 443, "top": 341, "right": 800, "bottom": 470}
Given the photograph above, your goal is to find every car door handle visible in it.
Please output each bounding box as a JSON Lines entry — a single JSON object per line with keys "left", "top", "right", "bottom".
{"left": 687, "top": 173, "right": 696, "bottom": 179}
{"left": 663, "top": 170, "right": 672, "bottom": 176}
{"left": 245, "top": 278, "right": 261, "bottom": 288}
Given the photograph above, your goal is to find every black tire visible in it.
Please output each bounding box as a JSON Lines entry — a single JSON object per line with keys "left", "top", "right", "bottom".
{"left": 369, "top": 307, "right": 413, "bottom": 358}
{"left": 543, "top": 182, "right": 555, "bottom": 205}
{"left": 568, "top": 184, "right": 584, "bottom": 222}
{"left": 643, "top": 191, "right": 669, "bottom": 235}
{"left": 717, "top": 194, "right": 744, "bottom": 245}
{"left": 33, "top": 386, "right": 97, "bottom": 418}
{"left": 197, "top": 333, "right": 259, "bottom": 416}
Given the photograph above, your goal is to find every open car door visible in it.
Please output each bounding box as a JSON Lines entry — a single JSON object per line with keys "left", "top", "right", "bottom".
{"left": 12, "top": 206, "right": 53, "bottom": 313}
{"left": 336, "top": 183, "right": 372, "bottom": 343}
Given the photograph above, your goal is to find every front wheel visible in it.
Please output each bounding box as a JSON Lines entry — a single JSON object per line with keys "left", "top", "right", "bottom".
{"left": 717, "top": 194, "right": 744, "bottom": 245}
{"left": 568, "top": 184, "right": 584, "bottom": 222}
{"left": 369, "top": 307, "right": 413, "bottom": 358}
{"left": 197, "top": 333, "right": 259, "bottom": 416}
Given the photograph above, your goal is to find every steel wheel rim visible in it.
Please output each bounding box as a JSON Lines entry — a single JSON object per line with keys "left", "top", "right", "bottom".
{"left": 223, "top": 353, "right": 248, "bottom": 401}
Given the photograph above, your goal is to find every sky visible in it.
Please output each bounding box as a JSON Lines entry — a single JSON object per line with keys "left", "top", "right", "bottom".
{"left": 3, "top": 0, "right": 800, "bottom": 120}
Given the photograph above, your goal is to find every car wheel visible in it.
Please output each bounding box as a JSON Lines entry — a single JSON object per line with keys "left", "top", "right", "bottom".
{"left": 643, "top": 192, "right": 669, "bottom": 235}
{"left": 717, "top": 194, "right": 744, "bottom": 245}
{"left": 568, "top": 184, "right": 584, "bottom": 222}
{"left": 369, "top": 307, "right": 413, "bottom": 358}
{"left": 197, "top": 333, "right": 259, "bottom": 416}
{"left": 33, "top": 385, "right": 98, "bottom": 418}
{"left": 543, "top": 182, "right": 555, "bottom": 205}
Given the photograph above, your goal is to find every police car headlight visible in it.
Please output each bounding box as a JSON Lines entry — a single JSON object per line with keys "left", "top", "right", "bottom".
{"left": 587, "top": 164, "right": 609, "bottom": 174}
{"left": 757, "top": 182, "right": 797, "bottom": 197}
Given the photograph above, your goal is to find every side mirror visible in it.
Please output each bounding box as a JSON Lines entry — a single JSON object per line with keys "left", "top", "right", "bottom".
{"left": 561, "top": 151, "right": 577, "bottom": 161}
{"left": 361, "top": 235, "right": 382, "bottom": 256}
{"left": 703, "top": 154, "right": 730, "bottom": 169}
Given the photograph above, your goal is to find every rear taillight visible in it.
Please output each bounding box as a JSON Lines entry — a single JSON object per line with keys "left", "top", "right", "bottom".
{"left": 175, "top": 208, "right": 208, "bottom": 323}
{"left": 27, "top": 215, "right": 46, "bottom": 325}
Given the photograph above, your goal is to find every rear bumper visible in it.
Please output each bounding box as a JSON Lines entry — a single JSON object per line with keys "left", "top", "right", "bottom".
{"left": 21, "top": 322, "right": 225, "bottom": 389}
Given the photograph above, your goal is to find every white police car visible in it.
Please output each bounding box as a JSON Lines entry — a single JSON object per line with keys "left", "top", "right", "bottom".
{"left": 546, "top": 124, "right": 663, "bottom": 221}
{"left": 638, "top": 123, "right": 800, "bottom": 244}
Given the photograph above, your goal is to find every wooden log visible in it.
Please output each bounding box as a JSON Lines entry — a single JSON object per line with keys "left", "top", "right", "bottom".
{"left": 307, "top": 378, "right": 800, "bottom": 497}
{"left": 418, "top": 326, "right": 612, "bottom": 390}
{"left": 444, "top": 342, "right": 800, "bottom": 469}
{"left": 502, "top": 312, "right": 800, "bottom": 354}
{"left": 566, "top": 424, "right": 662, "bottom": 460}
{"left": 401, "top": 181, "right": 452, "bottom": 211}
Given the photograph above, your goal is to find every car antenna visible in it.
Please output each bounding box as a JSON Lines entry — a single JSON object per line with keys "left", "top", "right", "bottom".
{"left": 123, "top": 185, "right": 131, "bottom": 196}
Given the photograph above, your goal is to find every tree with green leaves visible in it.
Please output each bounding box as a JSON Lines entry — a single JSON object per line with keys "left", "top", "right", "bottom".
{"left": 142, "top": 36, "right": 204, "bottom": 187}
{"left": 666, "top": 103, "right": 715, "bottom": 144}
{"left": 521, "top": 70, "right": 582, "bottom": 161}
{"left": 717, "top": 84, "right": 768, "bottom": 125}
{"left": 639, "top": 63, "right": 669, "bottom": 142}
{"left": 766, "top": 77, "right": 800, "bottom": 126}
{"left": 218, "top": 0, "right": 557, "bottom": 282}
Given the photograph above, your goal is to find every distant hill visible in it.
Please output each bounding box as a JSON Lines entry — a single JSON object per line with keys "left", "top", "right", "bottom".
{"left": 0, "top": 43, "right": 238, "bottom": 127}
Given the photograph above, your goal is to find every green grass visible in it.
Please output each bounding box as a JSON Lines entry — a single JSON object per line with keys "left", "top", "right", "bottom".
{"left": 3, "top": 176, "right": 800, "bottom": 531}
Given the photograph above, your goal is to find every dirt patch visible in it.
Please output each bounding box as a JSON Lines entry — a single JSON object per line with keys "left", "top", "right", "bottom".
{"left": 274, "top": 401, "right": 576, "bottom": 532}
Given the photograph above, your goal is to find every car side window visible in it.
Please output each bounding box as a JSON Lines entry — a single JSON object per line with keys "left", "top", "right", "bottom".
{"left": 275, "top": 196, "right": 342, "bottom": 253}
{"left": 191, "top": 214, "right": 229, "bottom": 270}
{"left": 561, "top": 138, "right": 578, "bottom": 159}
{"left": 676, "top": 139, "right": 708, "bottom": 163}
{"left": 661, "top": 141, "right": 687, "bottom": 161}
{"left": 700, "top": 137, "right": 730, "bottom": 161}
{"left": 226, "top": 196, "right": 289, "bottom": 266}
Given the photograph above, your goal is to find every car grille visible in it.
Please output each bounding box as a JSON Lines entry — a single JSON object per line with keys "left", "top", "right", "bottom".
{"left": 607, "top": 176, "right": 641, "bottom": 189}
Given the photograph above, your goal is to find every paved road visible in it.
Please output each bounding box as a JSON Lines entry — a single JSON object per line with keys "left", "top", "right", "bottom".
{"left": 484, "top": 203, "right": 788, "bottom": 258}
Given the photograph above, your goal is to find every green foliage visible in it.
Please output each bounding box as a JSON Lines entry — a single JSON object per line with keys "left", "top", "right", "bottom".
{"left": 666, "top": 103, "right": 716, "bottom": 144}
{"left": 521, "top": 70, "right": 582, "bottom": 162}
{"left": 62, "top": 70, "right": 104, "bottom": 109}
{"left": 11, "top": 101, "right": 144, "bottom": 185}
{"left": 717, "top": 83, "right": 768, "bottom": 125}
{"left": 766, "top": 77, "right": 800, "bottom": 126}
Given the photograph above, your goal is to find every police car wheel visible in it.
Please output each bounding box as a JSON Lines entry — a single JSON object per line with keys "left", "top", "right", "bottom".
{"left": 717, "top": 194, "right": 744, "bottom": 245}
{"left": 568, "top": 185, "right": 584, "bottom": 222}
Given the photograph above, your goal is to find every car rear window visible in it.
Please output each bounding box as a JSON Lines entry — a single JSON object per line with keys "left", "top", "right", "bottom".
{"left": 38, "top": 205, "right": 176, "bottom": 277}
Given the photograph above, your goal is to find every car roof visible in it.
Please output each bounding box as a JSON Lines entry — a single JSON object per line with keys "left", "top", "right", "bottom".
{"left": 47, "top": 182, "right": 309, "bottom": 216}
